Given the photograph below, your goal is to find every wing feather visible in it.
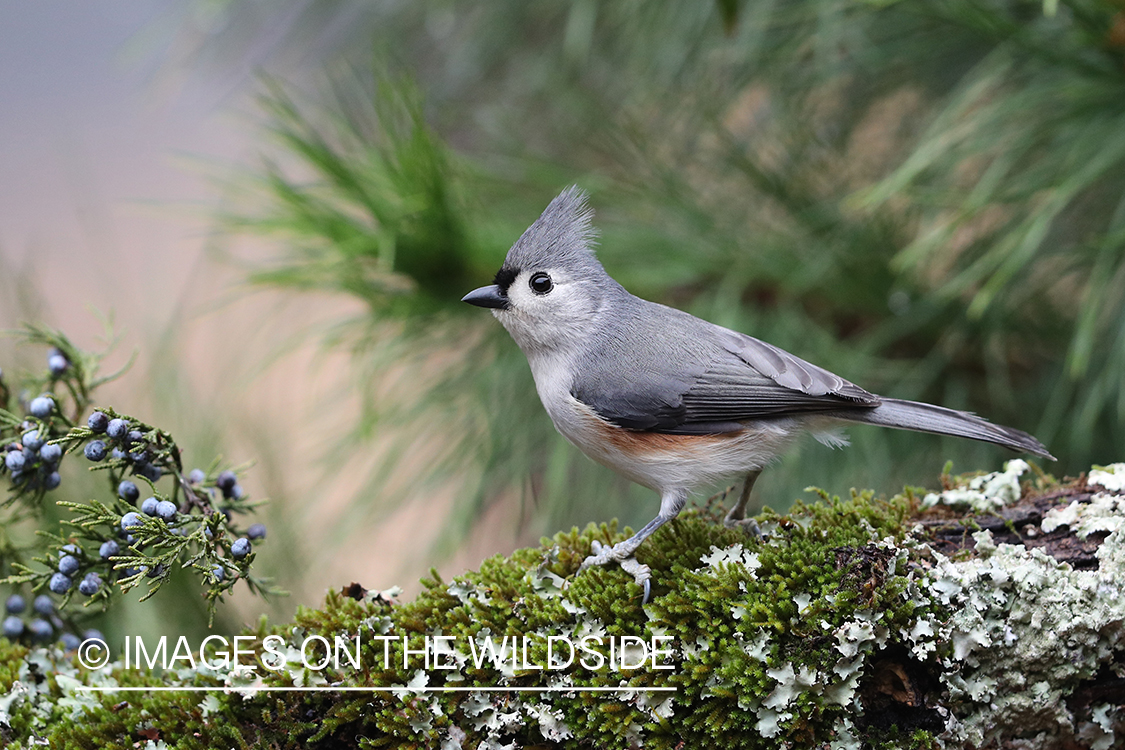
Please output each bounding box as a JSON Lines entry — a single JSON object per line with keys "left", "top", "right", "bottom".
{"left": 728, "top": 333, "right": 877, "bottom": 403}
{"left": 572, "top": 327, "right": 879, "bottom": 435}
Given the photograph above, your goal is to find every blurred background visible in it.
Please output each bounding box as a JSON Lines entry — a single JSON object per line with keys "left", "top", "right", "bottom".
{"left": 2, "top": 0, "right": 1124, "bottom": 641}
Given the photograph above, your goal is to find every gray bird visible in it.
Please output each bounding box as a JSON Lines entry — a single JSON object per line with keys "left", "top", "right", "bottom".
{"left": 462, "top": 187, "right": 1053, "bottom": 600}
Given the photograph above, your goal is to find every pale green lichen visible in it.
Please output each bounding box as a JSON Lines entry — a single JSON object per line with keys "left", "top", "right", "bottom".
{"left": 913, "top": 469, "right": 1125, "bottom": 747}
{"left": 922, "top": 458, "right": 1029, "bottom": 512}
{"left": 1089, "top": 463, "right": 1125, "bottom": 493}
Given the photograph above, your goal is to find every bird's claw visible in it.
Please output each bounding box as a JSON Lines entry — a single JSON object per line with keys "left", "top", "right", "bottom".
{"left": 579, "top": 540, "right": 653, "bottom": 604}
{"left": 723, "top": 515, "right": 764, "bottom": 539}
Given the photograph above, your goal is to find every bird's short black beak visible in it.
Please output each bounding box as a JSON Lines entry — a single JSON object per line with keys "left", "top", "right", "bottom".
{"left": 462, "top": 285, "right": 510, "bottom": 310}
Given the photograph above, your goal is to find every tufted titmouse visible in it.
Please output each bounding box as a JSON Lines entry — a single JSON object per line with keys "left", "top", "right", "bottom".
{"left": 463, "top": 187, "right": 1053, "bottom": 600}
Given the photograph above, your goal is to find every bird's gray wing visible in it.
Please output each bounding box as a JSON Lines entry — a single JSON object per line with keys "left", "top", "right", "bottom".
{"left": 720, "top": 331, "right": 878, "bottom": 402}
{"left": 572, "top": 325, "right": 879, "bottom": 435}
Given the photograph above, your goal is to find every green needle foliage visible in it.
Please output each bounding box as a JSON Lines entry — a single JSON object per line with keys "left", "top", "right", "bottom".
{"left": 201, "top": 0, "right": 1124, "bottom": 559}
{"left": 231, "top": 77, "right": 476, "bottom": 316}
{"left": 853, "top": 0, "right": 1125, "bottom": 460}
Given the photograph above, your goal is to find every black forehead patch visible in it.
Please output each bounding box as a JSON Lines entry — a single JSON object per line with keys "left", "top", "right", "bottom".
{"left": 493, "top": 266, "right": 519, "bottom": 293}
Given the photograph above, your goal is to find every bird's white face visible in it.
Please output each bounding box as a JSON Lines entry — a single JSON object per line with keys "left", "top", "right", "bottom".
{"left": 494, "top": 266, "right": 602, "bottom": 355}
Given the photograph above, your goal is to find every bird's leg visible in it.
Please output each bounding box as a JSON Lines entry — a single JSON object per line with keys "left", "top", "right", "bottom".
{"left": 579, "top": 488, "right": 687, "bottom": 604}
{"left": 724, "top": 470, "right": 763, "bottom": 537}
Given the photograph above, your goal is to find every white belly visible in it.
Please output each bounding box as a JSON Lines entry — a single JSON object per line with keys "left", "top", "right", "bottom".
{"left": 549, "top": 393, "right": 800, "bottom": 494}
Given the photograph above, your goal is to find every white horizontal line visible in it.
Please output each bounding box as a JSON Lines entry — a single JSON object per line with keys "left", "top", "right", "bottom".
{"left": 76, "top": 685, "right": 677, "bottom": 693}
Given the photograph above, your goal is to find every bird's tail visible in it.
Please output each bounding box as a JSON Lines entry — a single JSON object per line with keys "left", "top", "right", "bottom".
{"left": 831, "top": 398, "right": 1055, "bottom": 460}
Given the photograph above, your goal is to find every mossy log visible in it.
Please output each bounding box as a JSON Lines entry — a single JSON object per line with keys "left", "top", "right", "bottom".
{"left": 3, "top": 462, "right": 1125, "bottom": 749}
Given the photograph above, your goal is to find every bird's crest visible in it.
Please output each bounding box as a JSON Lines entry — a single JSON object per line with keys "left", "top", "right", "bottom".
{"left": 499, "top": 186, "right": 600, "bottom": 282}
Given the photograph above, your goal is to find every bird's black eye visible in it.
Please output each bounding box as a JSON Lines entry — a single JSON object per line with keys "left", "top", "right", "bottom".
{"left": 529, "top": 272, "right": 553, "bottom": 295}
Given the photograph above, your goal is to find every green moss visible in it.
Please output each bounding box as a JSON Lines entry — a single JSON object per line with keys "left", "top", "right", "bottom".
{"left": 20, "top": 467, "right": 1110, "bottom": 748}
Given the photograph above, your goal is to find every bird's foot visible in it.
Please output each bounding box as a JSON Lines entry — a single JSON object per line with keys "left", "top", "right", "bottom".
{"left": 579, "top": 539, "right": 653, "bottom": 604}
{"left": 722, "top": 513, "right": 764, "bottom": 539}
